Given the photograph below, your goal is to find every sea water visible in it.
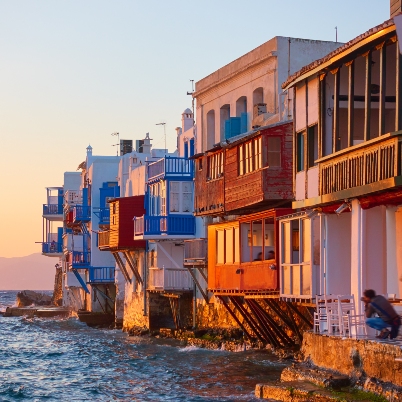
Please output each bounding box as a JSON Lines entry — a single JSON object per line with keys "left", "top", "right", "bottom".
{"left": 0, "top": 291, "right": 287, "bottom": 401}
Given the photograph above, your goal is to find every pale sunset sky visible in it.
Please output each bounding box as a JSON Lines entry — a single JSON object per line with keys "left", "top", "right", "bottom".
{"left": 0, "top": 0, "right": 390, "bottom": 259}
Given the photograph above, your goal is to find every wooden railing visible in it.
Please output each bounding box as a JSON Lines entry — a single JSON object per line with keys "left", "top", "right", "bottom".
{"left": 148, "top": 267, "right": 193, "bottom": 291}
{"left": 320, "top": 135, "right": 402, "bottom": 195}
{"left": 88, "top": 267, "right": 115, "bottom": 283}
{"left": 134, "top": 215, "right": 195, "bottom": 236}
{"left": 148, "top": 157, "right": 194, "bottom": 181}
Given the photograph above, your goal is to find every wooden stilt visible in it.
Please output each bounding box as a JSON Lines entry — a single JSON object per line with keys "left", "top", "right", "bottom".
{"left": 229, "top": 296, "right": 266, "bottom": 343}
{"left": 287, "top": 302, "right": 313, "bottom": 328}
{"left": 217, "top": 296, "right": 252, "bottom": 340}
{"left": 112, "top": 252, "right": 131, "bottom": 284}
{"left": 185, "top": 266, "right": 209, "bottom": 303}
{"left": 245, "top": 299, "right": 279, "bottom": 347}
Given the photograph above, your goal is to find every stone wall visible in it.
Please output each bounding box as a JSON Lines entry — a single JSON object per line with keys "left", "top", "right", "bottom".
{"left": 123, "top": 290, "right": 149, "bottom": 331}
{"left": 195, "top": 296, "right": 242, "bottom": 329}
{"left": 302, "top": 332, "right": 402, "bottom": 386}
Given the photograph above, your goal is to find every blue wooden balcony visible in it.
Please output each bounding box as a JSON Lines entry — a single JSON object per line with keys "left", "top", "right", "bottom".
{"left": 148, "top": 156, "right": 194, "bottom": 182}
{"left": 42, "top": 242, "right": 63, "bottom": 256}
{"left": 71, "top": 251, "right": 91, "bottom": 268}
{"left": 88, "top": 267, "right": 115, "bottom": 284}
{"left": 134, "top": 215, "right": 195, "bottom": 238}
{"left": 72, "top": 205, "right": 91, "bottom": 223}
{"left": 42, "top": 204, "right": 63, "bottom": 220}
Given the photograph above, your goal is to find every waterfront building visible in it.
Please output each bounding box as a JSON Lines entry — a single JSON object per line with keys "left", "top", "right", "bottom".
{"left": 190, "top": 36, "right": 340, "bottom": 342}
{"left": 279, "top": 10, "right": 402, "bottom": 321}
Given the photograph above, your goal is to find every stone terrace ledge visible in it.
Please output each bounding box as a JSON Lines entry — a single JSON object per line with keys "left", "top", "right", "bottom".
{"left": 302, "top": 331, "right": 402, "bottom": 387}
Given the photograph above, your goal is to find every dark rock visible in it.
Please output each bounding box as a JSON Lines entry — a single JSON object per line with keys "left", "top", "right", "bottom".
{"left": 16, "top": 290, "right": 52, "bottom": 307}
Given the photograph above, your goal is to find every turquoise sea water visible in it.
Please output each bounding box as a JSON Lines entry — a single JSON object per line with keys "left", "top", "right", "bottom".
{"left": 0, "top": 291, "right": 286, "bottom": 401}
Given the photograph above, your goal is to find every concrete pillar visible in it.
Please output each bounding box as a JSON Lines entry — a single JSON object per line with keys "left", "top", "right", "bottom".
{"left": 350, "top": 199, "right": 365, "bottom": 315}
{"left": 386, "top": 206, "right": 398, "bottom": 296}
{"left": 114, "top": 266, "right": 126, "bottom": 327}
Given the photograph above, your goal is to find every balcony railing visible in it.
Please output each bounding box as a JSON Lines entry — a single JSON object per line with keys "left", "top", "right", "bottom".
{"left": 148, "top": 157, "right": 194, "bottom": 181}
{"left": 99, "top": 208, "right": 110, "bottom": 225}
{"left": 73, "top": 205, "right": 91, "bottom": 223}
{"left": 42, "top": 242, "right": 62, "bottom": 254}
{"left": 88, "top": 267, "right": 115, "bottom": 283}
{"left": 134, "top": 215, "right": 195, "bottom": 236}
{"left": 98, "top": 231, "right": 110, "bottom": 249}
{"left": 43, "top": 204, "right": 63, "bottom": 216}
{"left": 184, "top": 239, "right": 207, "bottom": 265}
{"left": 71, "top": 251, "right": 91, "bottom": 268}
{"left": 148, "top": 267, "right": 193, "bottom": 291}
{"left": 320, "top": 134, "right": 402, "bottom": 196}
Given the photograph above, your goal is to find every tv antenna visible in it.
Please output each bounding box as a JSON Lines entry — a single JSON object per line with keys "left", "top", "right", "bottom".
{"left": 111, "top": 132, "right": 120, "bottom": 156}
{"left": 335, "top": 26, "right": 338, "bottom": 43}
{"left": 155, "top": 122, "right": 166, "bottom": 154}
{"left": 187, "top": 79, "right": 195, "bottom": 122}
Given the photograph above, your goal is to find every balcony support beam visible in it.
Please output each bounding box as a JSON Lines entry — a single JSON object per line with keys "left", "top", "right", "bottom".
{"left": 112, "top": 252, "right": 131, "bottom": 284}
{"left": 123, "top": 251, "right": 143, "bottom": 285}
{"left": 379, "top": 43, "right": 387, "bottom": 136}
{"left": 185, "top": 266, "right": 209, "bottom": 303}
{"left": 364, "top": 50, "right": 372, "bottom": 141}
{"left": 347, "top": 61, "right": 355, "bottom": 147}
{"left": 216, "top": 296, "right": 252, "bottom": 340}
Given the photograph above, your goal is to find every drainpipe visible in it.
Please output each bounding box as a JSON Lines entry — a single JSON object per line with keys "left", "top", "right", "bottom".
{"left": 143, "top": 241, "right": 148, "bottom": 316}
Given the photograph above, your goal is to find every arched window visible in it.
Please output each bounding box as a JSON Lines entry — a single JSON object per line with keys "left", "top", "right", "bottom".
{"left": 206, "top": 110, "right": 215, "bottom": 149}
{"left": 253, "top": 87, "right": 264, "bottom": 106}
{"left": 220, "top": 104, "right": 230, "bottom": 139}
{"left": 236, "top": 96, "right": 248, "bottom": 133}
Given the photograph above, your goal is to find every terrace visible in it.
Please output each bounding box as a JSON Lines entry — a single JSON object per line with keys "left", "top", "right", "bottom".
{"left": 133, "top": 215, "right": 195, "bottom": 239}
{"left": 147, "top": 156, "right": 193, "bottom": 182}
{"left": 148, "top": 267, "right": 193, "bottom": 291}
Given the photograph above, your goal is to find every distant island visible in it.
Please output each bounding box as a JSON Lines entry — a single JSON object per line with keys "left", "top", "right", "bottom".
{"left": 0, "top": 253, "right": 55, "bottom": 290}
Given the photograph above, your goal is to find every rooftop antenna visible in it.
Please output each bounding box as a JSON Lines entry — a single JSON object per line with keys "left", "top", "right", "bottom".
{"left": 155, "top": 122, "right": 166, "bottom": 154}
{"left": 335, "top": 26, "right": 338, "bottom": 43}
{"left": 111, "top": 132, "right": 119, "bottom": 156}
{"left": 187, "top": 79, "right": 195, "bottom": 121}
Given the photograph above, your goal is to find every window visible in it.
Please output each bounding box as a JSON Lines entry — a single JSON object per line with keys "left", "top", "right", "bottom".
{"left": 267, "top": 137, "right": 281, "bottom": 167}
{"left": 307, "top": 124, "right": 318, "bottom": 168}
{"left": 169, "top": 181, "right": 193, "bottom": 214}
{"left": 149, "top": 182, "right": 166, "bottom": 216}
{"left": 215, "top": 226, "right": 239, "bottom": 264}
{"left": 198, "top": 159, "right": 203, "bottom": 171}
{"left": 240, "top": 218, "right": 275, "bottom": 262}
{"left": 238, "top": 137, "right": 262, "bottom": 175}
{"left": 207, "top": 151, "right": 223, "bottom": 180}
{"left": 296, "top": 131, "right": 305, "bottom": 172}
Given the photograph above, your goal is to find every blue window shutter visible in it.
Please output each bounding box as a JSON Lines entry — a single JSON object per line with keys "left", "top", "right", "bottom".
{"left": 184, "top": 142, "right": 189, "bottom": 158}
{"left": 224, "top": 119, "right": 231, "bottom": 139}
{"left": 189, "top": 138, "right": 195, "bottom": 157}
{"left": 241, "top": 113, "right": 248, "bottom": 134}
{"left": 231, "top": 117, "right": 241, "bottom": 138}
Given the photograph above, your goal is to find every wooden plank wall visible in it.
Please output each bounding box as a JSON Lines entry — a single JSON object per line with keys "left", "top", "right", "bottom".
{"left": 194, "top": 152, "right": 225, "bottom": 216}
{"left": 262, "top": 122, "right": 293, "bottom": 201}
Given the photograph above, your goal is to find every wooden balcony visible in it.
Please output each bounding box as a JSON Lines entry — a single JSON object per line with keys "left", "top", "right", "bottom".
{"left": 319, "top": 132, "right": 402, "bottom": 202}
{"left": 42, "top": 204, "right": 63, "bottom": 220}
{"left": 134, "top": 215, "right": 195, "bottom": 239}
{"left": 148, "top": 267, "right": 193, "bottom": 291}
{"left": 88, "top": 267, "right": 115, "bottom": 284}
{"left": 71, "top": 251, "right": 91, "bottom": 268}
{"left": 148, "top": 156, "right": 194, "bottom": 182}
{"left": 98, "top": 231, "right": 110, "bottom": 250}
{"left": 73, "top": 205, "right": 91, "bottom": 223}
{"left": 184, "top": 239, "right": 207, "bottom": 267}
{"left": 42, "top": 241, "right": 62, "bottom": 257}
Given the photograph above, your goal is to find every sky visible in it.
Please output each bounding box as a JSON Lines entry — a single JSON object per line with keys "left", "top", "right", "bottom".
{"left": 0, "top": 0, "right": 391, "bottom": 259}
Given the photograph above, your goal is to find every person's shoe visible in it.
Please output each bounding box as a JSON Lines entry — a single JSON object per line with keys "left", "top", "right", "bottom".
{"left": 376, "top": 329, "right": 390, "bottom": 339}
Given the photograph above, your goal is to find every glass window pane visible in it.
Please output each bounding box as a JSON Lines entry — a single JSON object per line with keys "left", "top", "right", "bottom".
{"left": 282, "top": 222, "right": 291, "bottom": 264}
{"left": 225, "top": 228, "right": 233, "bottom": 264}
{"left": 217, "top": 230, "right": 224, "bottom": 264}
{"left": 252, "top": 220, "right": 263, "bottom": 261}
{"left": 264, "top": 218, "right": 275, "bottom": 260}
{"left": 234, "top": 227, "right": 240, "bottom": 263}
{"left": 302, "top": 219, "right": 311, "bottom": 263}
{"left": 241, "top": 223, "right": 251, "bottom": 262}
